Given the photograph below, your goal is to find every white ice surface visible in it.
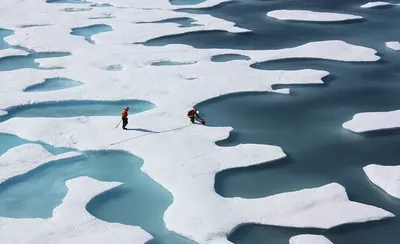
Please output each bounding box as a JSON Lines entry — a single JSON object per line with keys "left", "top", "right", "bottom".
{"left": 364, "top": 164, "right": 400, "bottom": 199}
{"left": 343, "top": 109, "right": 400, "bottom": 133}
{"left": 0, "top": 116, "right": 394, "bottom": 243}
{"left": 361, "top": 1, "right": 399, "bottom": 8}
{"left": 386, "top": 41, "right": 400, "bottom": 51}
{"left": 290, "top": 235, "right": 334, "bottom": 244}
{"left": 0, "top": 48, "right": 29, "bottom": 59}
{"left": 0, "top": 144, "right": 81, "bottom": 183}
{"left": 0, "top": 0, "right": 391, "bottom": 243}
{"left": 0, "top": 176, "right": 153, "bottom": 244}
{"left": 267, "top": 10, "right": 363, "bottom": 22}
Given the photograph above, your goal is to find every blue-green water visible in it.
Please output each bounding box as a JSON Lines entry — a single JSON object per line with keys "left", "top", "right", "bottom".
{"left": 211, "top": 54, "right": 250, "bottom": 62}
{"left": 24, "top": 77, "right": 83, "bottom": 92}
{"left": 0, "top": 148, "right": 192, "bottom": 243}
{"left": 0, "top": 28, "right": 13, "bottom": 50}
{"left": 0, "top": 99, "right": 154, "bottom": 123}
{"left": 0, "top": 97, "right": 191, "bottom": 243}
{"left": 0, "top": 51, "right": 70, "bottom": 71}
{"left": 71, "top": 24, "right": 113, "bottom": 44}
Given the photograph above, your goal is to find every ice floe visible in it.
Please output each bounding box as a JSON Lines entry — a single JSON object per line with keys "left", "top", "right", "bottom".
{"left": 364, "top": 164, "right": 400, "bottom": 199}
{"left": 290, "top": 235, "right": 334, "bottom": 244}
{"left": 0, "top": 48, "right": 29, "bottom": 59}
{"left": 0, "top": 176, "right": 153, "bottom": 244}
{"left": 343, "top": 109, "right": 400, "bottom": 133}
{"left": 267, "top": 10, "right": 363, "bottom": 22}
{"left": 0, "top": 116, "right": 394, "bottom": 242}
{"left": 361, "top": 1, "right": 399, "bottom": 8}
{"left": 386, "top": 41, "right": 400, "bottom": 51}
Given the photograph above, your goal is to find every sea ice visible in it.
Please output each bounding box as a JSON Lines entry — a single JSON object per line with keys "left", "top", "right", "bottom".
{"left": 0, "top": 0, "right": 392, "bottom": 242}
{"left": 342, "top": 109, "right": 400, "bottom": 133}
{"left": 364, "top": 164, "right": 400, "bottom": 199}
{"left": 290, "top": 235, "right": 334, "bottom": 244}
{"left": 0, "top": 144, "right": 81, "bottom": 183}
{"left": 267, "top": 10, "right": 363, "bottom": 22}
{"left": 0, "top": 116, "right": 393, "bottom": 243}
{"left": 386, "top": 41, "right": 400, "bottom": 51}
{"left": 0, "top": 176, "right": 153, "bottom": 244}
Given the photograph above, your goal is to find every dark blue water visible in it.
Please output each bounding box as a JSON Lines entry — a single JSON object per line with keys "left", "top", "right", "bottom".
{"left": 24, "top": 77, "right": 83, "bottom": 92}
{"left": 71, "top": 24, "right": 113, "bottom": 44}
{"left": 138, "top": 0, "right": 400, "bottom": 243}
{"left": 0, "top": 99, "right": 154, "bottom": 123}
{"left": 147, "top": 0, "right": 399, "bottom": 51}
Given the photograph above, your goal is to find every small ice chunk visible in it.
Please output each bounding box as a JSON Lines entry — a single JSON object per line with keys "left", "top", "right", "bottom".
{"left": 386, "top": 41, "right": 400, "bottom": 51}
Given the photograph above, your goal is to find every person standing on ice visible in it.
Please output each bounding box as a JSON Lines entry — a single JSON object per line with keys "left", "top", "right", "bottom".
{"left": 121, "top": 107, "right": 129, "bottom": 130}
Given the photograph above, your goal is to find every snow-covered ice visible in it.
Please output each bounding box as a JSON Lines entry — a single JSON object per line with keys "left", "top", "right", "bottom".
{"left": 386, "top": 41, "right": 400, "bottom": 51}
{"left": 267, "top": 10, "right": 363, "bottom": 22}
{"left": 0, "top": 144, "right": 81, "bottom": 183}
{"left": 0, "top": 176, "right": 153, "bottom": 244}
{"left": 290, "top": 235, "right": 334, "bottom": 244}
{"left": 364, "top": 164, "right": 400, "bottom": 199}
{"left": 0, "top": 116, "right": 394, "bottom": 242}
{"left": 343, "top": 109, "right": 400, "bottom": 133}
{"left": 361, "top": 1, "right": 399, "bottom": 8}
{"left": 0, "top": 0, "right": 393, "bottom": 242}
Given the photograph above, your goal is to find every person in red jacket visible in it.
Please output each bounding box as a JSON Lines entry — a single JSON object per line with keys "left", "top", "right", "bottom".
{"left": 121, "top": 107, "right": 129, "bottom": 130}
{"left": 187, "top": 108, "right": 205, "bottom": 125}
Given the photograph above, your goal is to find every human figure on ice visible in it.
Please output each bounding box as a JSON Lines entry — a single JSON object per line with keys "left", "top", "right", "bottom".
{"left": 187, "top": 108, "right": 205, "bottom": 125}
{"left": 121, "top": 107, "right": 129, "bottom": 130}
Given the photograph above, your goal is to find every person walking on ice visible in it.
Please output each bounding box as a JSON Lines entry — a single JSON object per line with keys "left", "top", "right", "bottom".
{"left": 121, "top": 107, "right": 129, "bottom": 130}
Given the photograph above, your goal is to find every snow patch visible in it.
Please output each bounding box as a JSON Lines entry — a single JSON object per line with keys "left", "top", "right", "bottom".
{"left": 0, "top": 176, "right": 153, "bottom": 243}
{"left": 364, "top": 164, "right": 400, "bottom": 199}
{"left": 0, "top": 144, "right": 81, "bottom": 183}
{"left": 267, "top": 10, "right": 363, "bottom": 22}
{"left": 386, "top": 41, "right": 400, "bottom": 51}
{"left": 343, "top": 109, "right": 400, "bottom": 133}
{"left": 290, "top": 235, "right": 334, "bottom": 244}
